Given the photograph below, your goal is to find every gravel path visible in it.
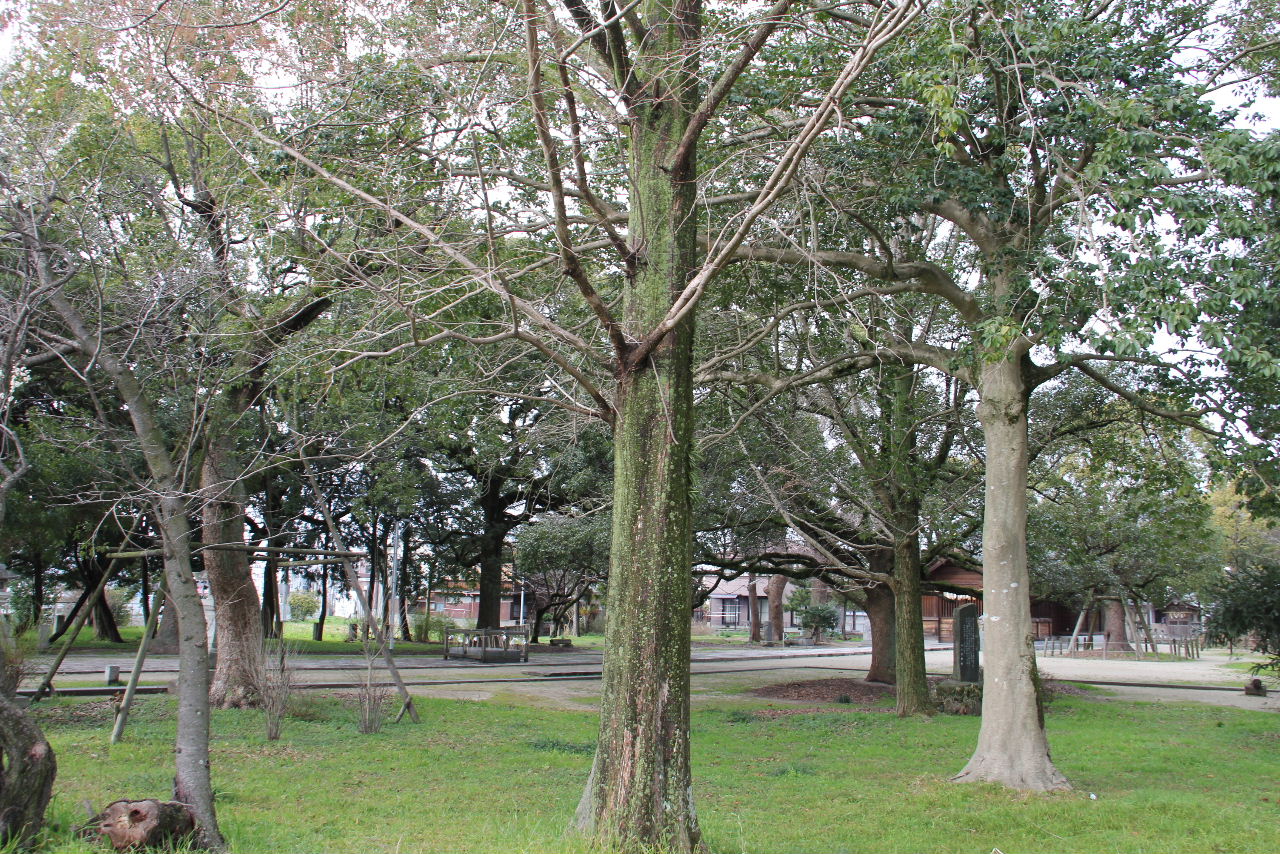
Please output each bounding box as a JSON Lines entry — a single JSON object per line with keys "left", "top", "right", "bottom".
{"left": 30, "top": 642, "right": 1278, "bottom": 712}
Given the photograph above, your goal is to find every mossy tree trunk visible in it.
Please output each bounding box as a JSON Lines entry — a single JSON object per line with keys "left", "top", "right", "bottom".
{"left": 863, "top": 576, "right": 896, "bottom": 684}
{"left": 574, "top": 5, "right": 704, "bottom": 848}
{"left": 891, "top": 515, "right": 931, "bottom": 715}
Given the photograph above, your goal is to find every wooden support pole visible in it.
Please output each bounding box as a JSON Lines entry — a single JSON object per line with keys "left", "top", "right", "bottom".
{"left": 111, "top": 576, "right": 168, "bottom": 743}
{"left": 32, "top": 554, "right": 125, "bottom": 701}
{"left": 1122, "top": 603, "right": 1143, "bottom": 660}
{"left": 1066, "top": 594, "right": 1092, "bottom": 656}
{"left": 1132, "top": 598, "right": 1158, "bottom": 655}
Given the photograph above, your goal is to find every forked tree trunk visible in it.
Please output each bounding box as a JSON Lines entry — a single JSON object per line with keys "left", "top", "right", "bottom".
{"left": 767, "top": 574, "right": 786, "bottom": 641}
{"left": 202, "top": 441, "right": 265, "bottom": 709}
{"left": 574, "top": 10, "right": 703, "bottom": 842}
{"left": 530, "top": 606, "right": 548, "bottom": 643}
{"left": 42, "top": 285, "right": 224, "bottom": 848}
{"left": 953, "top": 357, "right": 1068, "bottom": 791}
{"left": 863, "top": 581, "right": 896, "bottom": 684}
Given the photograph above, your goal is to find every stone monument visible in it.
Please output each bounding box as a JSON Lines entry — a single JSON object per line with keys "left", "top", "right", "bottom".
{"left": 953, "top": 602, "right": 980, "bottom": 683}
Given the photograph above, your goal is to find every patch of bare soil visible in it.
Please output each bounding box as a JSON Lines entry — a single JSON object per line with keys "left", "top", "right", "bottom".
{"left": 29, "top": 698, "right": 118, "bottom": 727}
{"left": 1044, "top": 680, "right": 1093, "bottom": 698}
{"left": 753, "top": 677, "right": 904, "bottom": 707}
{"left": 750, "top": 676, "right": 1090, "bottom": 709}
{"left": 752, "top": 705, "right": 887, "bottom": 718}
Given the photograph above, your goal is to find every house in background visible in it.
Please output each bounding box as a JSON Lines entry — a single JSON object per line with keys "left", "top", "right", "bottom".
{"left": 694, "top": 574, "right": 871, "bottom": 637}
{"left": 923, "top": 558, "right": 1078, "bottom": 641}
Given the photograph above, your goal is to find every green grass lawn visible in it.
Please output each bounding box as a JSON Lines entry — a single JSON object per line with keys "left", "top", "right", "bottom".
{"left": 1222, "top": 658, "right": 1278, "bottom": 679}
{"left": 26, "top": 687, "right": 1280, "bottom": 853}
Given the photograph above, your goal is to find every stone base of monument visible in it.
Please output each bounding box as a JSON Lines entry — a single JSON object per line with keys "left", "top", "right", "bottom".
{"left": 934, "top": 679, "right": 982, "bottom": 715}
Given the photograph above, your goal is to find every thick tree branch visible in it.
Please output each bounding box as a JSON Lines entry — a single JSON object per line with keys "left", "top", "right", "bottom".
{"left": 670, "top": 0, "right": 795, "bottom": 174}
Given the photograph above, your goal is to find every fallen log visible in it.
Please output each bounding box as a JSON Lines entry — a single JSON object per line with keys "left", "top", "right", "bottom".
{"left": 85, "top": 799, "right": 197, "bottom": 851}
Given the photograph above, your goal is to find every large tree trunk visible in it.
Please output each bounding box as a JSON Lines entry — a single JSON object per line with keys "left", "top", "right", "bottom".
{"left": 767, "top": 574, "right": 786, "bottom": 641}
{"left": 1102, "top": 598, "right": 1132, "bottom": 651}
{"left": 953, "top": 356, "right": 1068, "bottom": 791}
{"left": 201, "top": 439, "right": 264, "bottom": 709}
{"left": 863, "top": 581, "right": 896, "bottom": 684}
{"left": 91, "top": 588, "right": 125, "bottom": 643}
{"left": 0, "top": 692, "right": 55, "bottom": 848}
{"left": 260, "top": 560, "right": 280, "bottom": 641}
{"left": 575, "top": 13, "right": 703, "bottom": 843}
{"left": 575, "top": 338, "right": 701, "bottom": 851}
{"left": 892, "top": 509, "right": 932, "bottom": 715}
{"left": 530, "top": 605, "right": 548, "bottom": 643}
{"left": 316, "top": 570, "right": 328, "bottom": 639}
{"left": 474, "top": 479, "right": 515, "bottom": 631}
{"left": 260, "top": 479, "right": 283, "bottom": 640}
{"left": 475, "top": 530, "right": 505, "bottom": 630}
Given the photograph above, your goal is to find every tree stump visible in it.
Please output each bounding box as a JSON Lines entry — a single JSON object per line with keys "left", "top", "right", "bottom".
{"left": 86, "top": 800, "right": 197, "bottom": 851}
{"left": 0, "top": 693, "right": 57, "bottom": 849}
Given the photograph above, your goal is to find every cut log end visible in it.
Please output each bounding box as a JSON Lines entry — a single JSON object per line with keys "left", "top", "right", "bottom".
{"left": 84, "top": 799, "right": 198, "bottom": 851}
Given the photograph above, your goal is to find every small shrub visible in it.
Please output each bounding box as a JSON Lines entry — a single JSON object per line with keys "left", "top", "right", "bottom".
{"left": 288, "top": 590, "right": 321, "bottom": 622}
{"left": 261, "top": 643, "right": 295, "bottom": 740}
{"left": 835, "top": 694, "right": 852, "bottom": 704}
{"left": 797, "top": 603, "right": 839, "bottom": 644}
{"left": 411, "top": 613, "right": 452, "bottom": 643}
{"left": 935, "top": 680, "right": 982, "bottom": 715}
{"left": 351, "top": 639, "right": 390, "bottom": 734}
